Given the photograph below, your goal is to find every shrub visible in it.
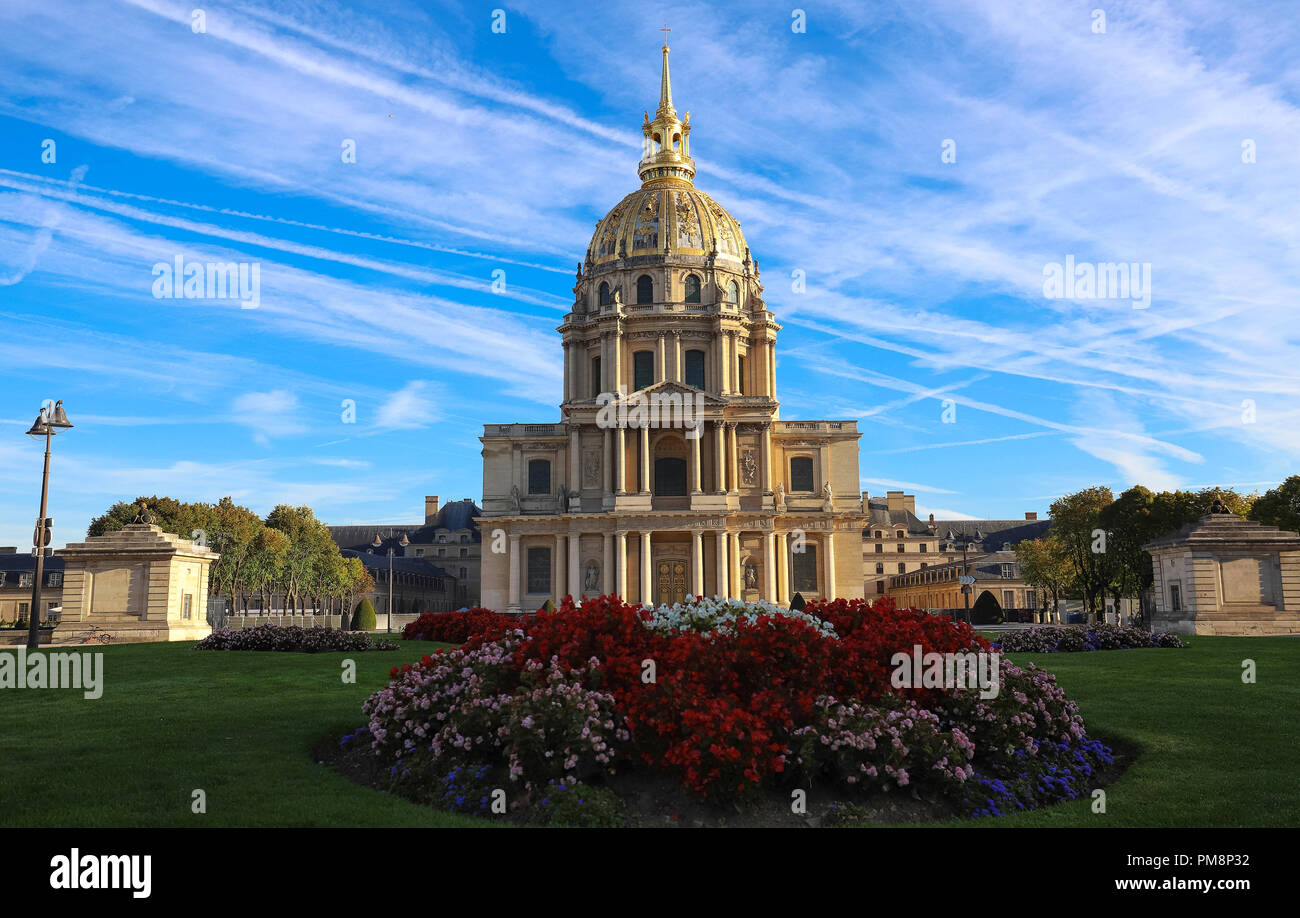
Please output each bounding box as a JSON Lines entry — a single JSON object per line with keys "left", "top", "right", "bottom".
{"left": 995, "top": 623, "right": 1186, "bottom": 653}
{"left": 971, "top": 591, "right": 1004, "bottom": 625}
{"left": 524, "top": 780, "right": 626, "bottom": 828}
{"left": 195, "top": 624, "right": 397, "bottom": 652}
{"left": 351, "top": 599, "right": 377, "bottom": 631}
{"left": 400, "top": 608, "right": 513, "bottom": 643}
{"left": 365, "top": 631, "right": 628, "bottom": 798}
{"left": 362, "top": 594, "right": 1112, "bottom": 817}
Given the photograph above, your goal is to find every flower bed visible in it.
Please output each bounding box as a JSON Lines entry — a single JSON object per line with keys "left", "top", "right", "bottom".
{"left": 361, "top": 595, "right": 1115, "bottom": 820}
{"left": 994, "top": 623, "right": 1185, "bottom": 653}
{"left": 195, "top": 624, "right": 398, "bottom": 653}
{"left": 400, "top": 608, "right": 515, "bottom": 643}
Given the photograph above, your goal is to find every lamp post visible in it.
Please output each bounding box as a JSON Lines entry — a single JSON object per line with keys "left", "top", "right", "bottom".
{"left": 371, "top": 530, "right": 409, "bottom": 633}
{"left": 24, "top": 400, "right": 73, "bottom": 650}
{"left": 946, "top": 527, "right": 982, "bottom": 624}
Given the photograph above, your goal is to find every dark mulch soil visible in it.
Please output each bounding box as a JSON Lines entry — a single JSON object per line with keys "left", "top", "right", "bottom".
{"left": 313, "top": 730, "right": 1136, "bottom": 828}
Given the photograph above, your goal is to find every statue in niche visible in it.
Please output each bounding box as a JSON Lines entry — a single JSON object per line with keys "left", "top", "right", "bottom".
{"left": 822, "top": 482, "right": 834, "bottom": 512}
{"left": 744, "top": 562, "right": 758, "bottom": 590}
{"left": 773, "top": 482, "right": 785, "bottom": 511}
{"left": 583, "top": 450, "right": 601, "bottom": 488}
{"left": 740, "top": 449, "right": 757, "bottom": 486}
{"left": 509, "top": 485, "right": 522, "bottom": 514}
{"left": 584, "top": 561, "right": 600, "bottom": 593}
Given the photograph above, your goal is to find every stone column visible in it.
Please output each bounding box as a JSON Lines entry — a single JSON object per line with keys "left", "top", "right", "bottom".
{"left": 569, "top": 428, "right": 580, "bottom": 499}
{"left": 602, "top": 531, "right": 613, "bottom": 594}
{"left": 602, "top": 428, "right": 612, "bottom": 497}
{"left": 656, "top": 333, "right": 666, "bottom": 384}
{"left": 641, "top": 530, "right": 653, "bottom": 606}
{"left": 639, "top": 425, "right": 651, "bottom": 495}
{"left": 825, "top": 530, "right": 837, "bottom": 600}
{"left": 691, "top": 529, "right": 704, "bottom": 597}
{"left": 713, "top": 420, "right": 727, "bottom": 493}
{"left": 615, "top": 427, "right": 626, "bottom": 494}
{"left": 728, "top": 423, "right": 739, "bottom": 493}
{"left": 717, "top": 329, "right": 728, "bottom": 394}
{"left": 613, "top": 327, "right": 623, "bottom": 392}
{"left": 508, "top": 534, "right": 521, "bottom": 610}
{"left": 562, "top": 342, "right": 570, "bottom": 402}
{"left": 568, "top": 533, "right": 581, "bottom": 599}
{"left": 761, "top": 422, "right": 773, "bottom": 494}
{"left": 730, "top": 531, "right": 742, "bottom": 597}
{"left": 690, "top": 429, "right": 702, "bottom": 495}
{"left": 716, "top": 530, "right": 729, "bottom": 597}
{"left": 554, "top": 533, "right": 566, "bottom": 599}
{"left": 764, "top": 338, "right": 774, "bottom": 397}
{"left": 778, "top": 531, "right": 790, "bottom": 605}
{"left": 615, "top": 530, "right": 628, "bottom": 599}
{"left": 673, "top": 331, "right": 682, "bottom": 382}
{"left": 764, "top": 530, "right": 776, "bottom": 601}
{"left": 732, "top": 333, "right": 741, "bottom": 393}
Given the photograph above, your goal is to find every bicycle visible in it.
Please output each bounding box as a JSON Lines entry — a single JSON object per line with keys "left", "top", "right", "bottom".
{"left": 76, "top": 625, "right": 114, "bottom": 645}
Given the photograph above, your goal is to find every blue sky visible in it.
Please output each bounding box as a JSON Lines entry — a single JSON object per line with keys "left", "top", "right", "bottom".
{"left": 2, "top": 0, "right": 1298, "bottom": 549}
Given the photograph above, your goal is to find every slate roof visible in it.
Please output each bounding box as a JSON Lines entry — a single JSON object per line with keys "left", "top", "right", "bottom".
{"left": 931, "top": 518, "right": 1052, "bottom": 547}
{"left": 339, "top": 549, "right": 453, "bottom": 580}
{"left": 329, "top": 499, "right": 482, "bottom": 551}
{"left": 863, "top": 498, "right": 933, "bottom": 536}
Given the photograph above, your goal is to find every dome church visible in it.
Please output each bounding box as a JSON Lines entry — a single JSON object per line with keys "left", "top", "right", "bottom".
{"left": 479, "top": 34, "right": 866, "bottom": 611}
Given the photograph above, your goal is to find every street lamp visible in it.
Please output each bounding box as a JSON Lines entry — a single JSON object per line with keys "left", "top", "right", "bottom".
{"left": 946, "top": 527, "right": 982, "bottom": 624}
{"left": 24, "top": 400, "right": 73, "bottom": 650}
{"left": 372, "top": 530, "right": 409, "bottom": 633}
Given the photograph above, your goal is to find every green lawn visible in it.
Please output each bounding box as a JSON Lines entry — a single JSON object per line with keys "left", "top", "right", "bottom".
{"left": 946, "top": 635, "right": 1300, "bottom": 827}
{"left": 0, "top": 640, "right": 490, "bottom": 827}
{"left": 1, "top": 636, "right": 1295, "bottom": 827}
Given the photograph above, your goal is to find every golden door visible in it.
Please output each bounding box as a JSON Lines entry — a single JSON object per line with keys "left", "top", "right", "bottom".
{"left": 656, "top": 560, "right": 688, "bottom": 607}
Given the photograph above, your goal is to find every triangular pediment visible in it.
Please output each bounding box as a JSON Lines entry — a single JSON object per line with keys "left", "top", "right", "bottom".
{"left": 612, "top": 381, "right": 727, "bottom": 405}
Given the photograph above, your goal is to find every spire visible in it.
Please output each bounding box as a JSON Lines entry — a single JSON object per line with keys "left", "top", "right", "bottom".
{"left": 657, "top": 25, "right": 675, "bottom": 117}
{"left": 639, "top": 26, "right": 694, "bottom": 186}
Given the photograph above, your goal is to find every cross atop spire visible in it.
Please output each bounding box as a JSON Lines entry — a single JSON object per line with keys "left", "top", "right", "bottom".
{"left": 657, "top": 26, "right": 675, "bottom": 117}
{"left": 639, "top": 30, "right": 694, "bottom": 186}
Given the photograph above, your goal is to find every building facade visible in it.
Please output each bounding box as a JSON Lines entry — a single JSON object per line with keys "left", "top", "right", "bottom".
{"left": 1145, "top": 507, "right": 1300, "bottom": 635}
{"left": 0, "top": 548, "right": 64, "bottom": 623}
{"left": 479, "top": 40, "right": 866, "bottom": 612}
{"left": 329, "top": 496, "right": 482, "bottom": 607}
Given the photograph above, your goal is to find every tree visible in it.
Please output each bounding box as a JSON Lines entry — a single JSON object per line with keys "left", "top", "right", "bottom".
{"left": 1098, "top": 485, "right": 1159, "bottom": 621}
{"left": 351, "top": 598, "right": 377, "bottom": 631}
{"left": 1250, "top": 476, "right": 1300, "bottom": 535}
{"left": 1048, "top": 486, "right": 1116, "bottom": 622}
{"left": 1015, "top": 537, "right": 1075, "bottom": 618}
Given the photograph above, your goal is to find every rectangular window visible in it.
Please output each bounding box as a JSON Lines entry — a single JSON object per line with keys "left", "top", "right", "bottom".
{"left": 789, "top": 456, "right": 814, "bottom": 492}
{"left": 460, "top": 548, "right": 468, "bottom": 557}
{"left": 527, "top": 547, "right": 551, "bottom": 594}
{"left": 737, "top": 356, "right": 747, "bottom": 394}
{"left": 48, "top": 571, "right": 63, "bottom": 587}
{"left": 792, "top": 544, "right": 818, "bottom": 594}
{"left": 528, "top": 459, "right": 552, "bottom": 495}
{"left": 684, "top": 349, "right": 705, "bottom": 389}
{"left": 183, "top": 594, "right": 193, "bottom": 620}
{"left": 460, "top": 567, "right": 467, "bottom": 579}
{"left": 875, "top": 544, "right": 883, "bottom": 553}
{"left": 633, "top": 351, "right": 655, "bottom": 390}
{"left": 19, "top": 573, "right": 33, "bottom": 588}
{"left": 1003, "top": 590, "right": 1015, "bottom": 609}
{"left": 1170, "top": 582, "right": 1182, "bottom": 612}
{"left": 19, "top": 602, "right": 29, "bottom": 617}
{"left": 1001, "top": 563, "right": 1013, "bottom": 579}
{"left": 591, "top": 356, "right": 602, "bottom": 396}
{"left": 876, "top": 581, "right": 885, "bottom": 594}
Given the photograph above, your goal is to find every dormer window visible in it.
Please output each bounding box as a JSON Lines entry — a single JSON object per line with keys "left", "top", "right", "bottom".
{"left": 684, "top": 274, "right": 701, "bottom": 303}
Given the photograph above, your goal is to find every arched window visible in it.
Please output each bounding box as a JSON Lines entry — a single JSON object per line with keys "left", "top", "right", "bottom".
{"left": 526, "top": 547, "right": 551, "bottom": 594}
{"left": 598, "top": 282, "right": 611, "bottom": 306}
{"left": 633, "top": 351, "right": 654, "bottom": 390}
{"left": 684, "top": 349, "right": 705, "bottom": 389}
{"left": 726, "top": 280, "right": 739, "bottom": 304}
{"left": 793, "top": 544, "right": 818, "bottom": 593}
{"left": 789, "top": 457, "right": 814, "bottom": 492}
{"left": 684, "top": 274, "right": 701, "bottom": 303}
{"left": 527, "top": 459, "right": 551, "bottom": 495}
{"left": 636, "top": 275, "right": 653, "bottom": 304}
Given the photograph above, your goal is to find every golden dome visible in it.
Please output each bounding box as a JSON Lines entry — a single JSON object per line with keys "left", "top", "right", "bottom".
{"left": 585, "top": 34, "right": 749, "bottom": 268}
{"left": 586, "top": 186, "right": 748, "bottom": 266}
